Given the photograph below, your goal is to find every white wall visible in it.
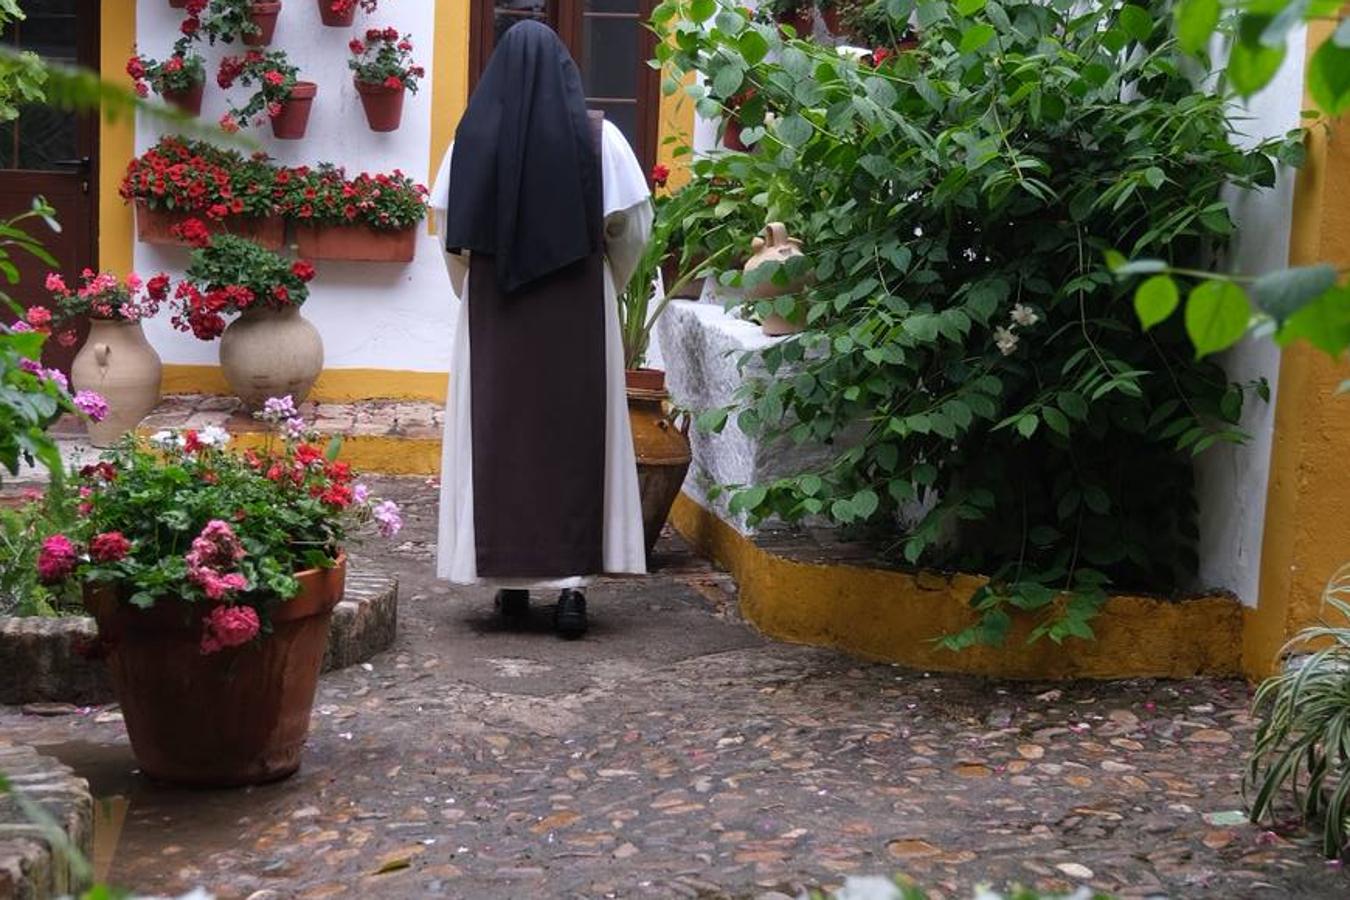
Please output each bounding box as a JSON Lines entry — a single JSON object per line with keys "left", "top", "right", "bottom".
{"left": 1195, "top": 27, "right": 1308, "bottom": 605}
{"left": 133, "top": 0, "right": 455, "bottom": 373}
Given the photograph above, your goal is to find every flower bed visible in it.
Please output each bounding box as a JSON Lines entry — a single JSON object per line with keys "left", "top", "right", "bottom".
{"left": 121, "top": 137, "right": 428, "bottom": 259}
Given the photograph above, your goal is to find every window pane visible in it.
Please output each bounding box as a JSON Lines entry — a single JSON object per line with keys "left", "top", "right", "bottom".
{"left": 581, "top": 16, "right": 638, "bottom": 99}
{"left": 494, "top": 11, "right": 549, "bottom": 44}
{"left": 1, "top": 0, "right": 79, "bottom": 170}
{"left": 586, "top": 0, "right": 639, "bottom": 12}
{"left": 589, "top": 101, "right": 637, "bottom": 148}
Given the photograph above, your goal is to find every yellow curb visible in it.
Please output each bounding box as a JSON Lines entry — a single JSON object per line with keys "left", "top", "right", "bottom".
{"left": 670, "top": 493, "right": 1245, "bottom": 680}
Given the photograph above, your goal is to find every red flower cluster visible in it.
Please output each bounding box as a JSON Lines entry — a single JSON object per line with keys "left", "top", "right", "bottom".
{"left": 349, "top": 28, "right": 424, "bottom": 93}
{"left": 173, "top": 216, "right": 214, "bottom": 248}
{"left": 651, "top": 164, "right": 671, "bottom": 188}
{"left": 217, "top": 51, "right": 263, "bottom": 90}
{"left": 276, "top": 165, "right": 428, "bottom": 231}
{"left": 170, "top": 281, "right": 256, "bottom": 340}
{"left": 120, "top": 137, "right": 249, "bottom": 219}
{"left": 90, "top": 531, "right": 133, "bottom": 564}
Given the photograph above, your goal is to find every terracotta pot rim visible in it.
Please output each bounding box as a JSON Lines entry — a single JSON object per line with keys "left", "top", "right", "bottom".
{"left": 287, "top": 81, "right": 318, "bottom": 99}
{"left": 162, "top": 76, "right": 206, "bottom": 90}
{"left": 251, "top": 0, "right": 282, "bottom": 10}
{"left": 85, "top": 550, "right": 345, "bottom": 608}
{"left": 354, "top": 79, "right": 405, "bottom": 95}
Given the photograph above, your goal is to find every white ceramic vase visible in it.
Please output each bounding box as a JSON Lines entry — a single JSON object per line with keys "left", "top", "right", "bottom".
{"left": 219, "top": 306, "right": 324, "bottom": 410}
{"left": 70, "top": 319, "right": 163, "bottom": 447}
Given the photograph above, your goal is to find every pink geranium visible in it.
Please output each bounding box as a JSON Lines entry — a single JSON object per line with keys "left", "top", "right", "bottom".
{"left": 201, "top": 604, "right": 261, "bottom": 654}
{"left": 38, "top": 535, "right": 79, "bottom": 584}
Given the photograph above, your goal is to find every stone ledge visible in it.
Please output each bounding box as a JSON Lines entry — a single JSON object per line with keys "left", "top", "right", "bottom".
{"left": 671, "top": 492, "right": 1247, "bottom": 681}
{"left": 0, "top": 744, "right": 92, "bottom": 900}
{"left": 0, "top": 573, "right": 399, "bottom": 706}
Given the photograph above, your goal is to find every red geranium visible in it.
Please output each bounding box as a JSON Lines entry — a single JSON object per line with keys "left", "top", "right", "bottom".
{"left": 90, "top": 532, "right": 133, "bottom": 563}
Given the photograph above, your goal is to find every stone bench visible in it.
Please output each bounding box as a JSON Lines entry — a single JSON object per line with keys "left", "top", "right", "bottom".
{"left": 0, "top": 744, "right": 92, "bottom": 900}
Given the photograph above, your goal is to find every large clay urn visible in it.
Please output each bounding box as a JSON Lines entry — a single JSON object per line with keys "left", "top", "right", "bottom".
{"left": 743, "top": 222, "right": 807, "bottom": 336}
{"left": 626, "top": 368, "right": 692, "bottom": 559}
{"left": 71, "top": 318, "right": 163, "bottom": 447}
{"left": 84, "top": 554, "right": 346, "bottom": 787}
{"left": 219, "top": 305, "right": 324, "bottom": 410}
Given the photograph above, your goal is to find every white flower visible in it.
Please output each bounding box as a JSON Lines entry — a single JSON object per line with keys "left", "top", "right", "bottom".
{"left": 834, "top": 876, "right": 903, "bottom": 900}
{"left": 994, "top": 326, "right": 1020, "bottom": 356}
{"left": 1011, "top": 303, "right": 1040, "bottom": 327}
{"left": 199, "top": 425, "right": 231, "bottom": 448}
{"left": 150, "top": 430, "right": 183, "bottom": 449}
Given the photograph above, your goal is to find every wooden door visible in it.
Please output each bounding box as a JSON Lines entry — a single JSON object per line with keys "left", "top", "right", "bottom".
{"left": 0, "top": 0, "right": 98, "bottom": 374}
{"left": 469, "top": 0, "right": 659, "bottom": 173}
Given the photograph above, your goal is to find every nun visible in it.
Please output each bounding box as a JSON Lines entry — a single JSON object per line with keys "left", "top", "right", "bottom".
{"left": 430, "top": 20, "right": 651, "bottom": 639}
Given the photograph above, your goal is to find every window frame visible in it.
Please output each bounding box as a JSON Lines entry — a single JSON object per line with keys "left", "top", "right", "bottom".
{"left": 467, "top": 0, "right": 660, "bottom": 174}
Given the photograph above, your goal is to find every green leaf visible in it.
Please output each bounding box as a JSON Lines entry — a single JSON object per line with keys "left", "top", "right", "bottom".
{"left": 1276, "top": 285, "right": 1350, "bottom": 356}
{"left": 689, "top": 0, "right": 716, "bottom": 23}
{"left": 1016, "top": 415, "right": 1038, "bottom": 438}
{"left": 1229, "top": 16, "right": 1288, "bottom": 97}
{"left": 956, "top": 0, "right": 987, "bottom": 15}
{"left": 959, "top": 24, "right": 997, "bottom": 54}
{"left": 737, "top": 30, "right": 770, "bottom": 66}
{"left": 1174, "top": 0, "right": 1220, "bottom": 55}
{"left": 1185, "top": 280, "right": 1251, "bottom": 357}
{"left": 777, "top": 114, "right": 812, "bottom": 147}
{"left": 712, "top": 64, "right": 744, "bottom": 99}
{"left": 1057, "top": 391, "right": 1088, "bottom": 420}
{"left": 852, "top": 489, "right": 879, "bottom": 519}
{"left": 1134, "top": 274, "right": 1180, "bottom": 330}
{"left": 1251, "top": 264, "right": 1338, "bottom": 323}
{"left": 1308, "top": 35, "right": 1350, "bottom": 115}
{"left": 1042, "top": 406, "right": 1071, "bottom": 437}
{"left": 1118, "top": 4, "right": 1153, "bottom": 42}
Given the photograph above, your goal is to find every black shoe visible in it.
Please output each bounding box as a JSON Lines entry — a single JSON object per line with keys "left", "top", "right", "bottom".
{"left": 555, "top": 590, "right": 588, "bottom": 639}
{"left": 495, "top": 589, "right": 530, "bottom": 621}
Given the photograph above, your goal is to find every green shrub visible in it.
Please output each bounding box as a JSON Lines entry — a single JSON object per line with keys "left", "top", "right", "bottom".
{"left": 655, "top": 0, "right": 1300, "bottom": 645}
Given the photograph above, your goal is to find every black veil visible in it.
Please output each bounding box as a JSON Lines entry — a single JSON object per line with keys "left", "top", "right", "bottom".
{"left": 444, "top": 20, "right": 602, "bottom": 294}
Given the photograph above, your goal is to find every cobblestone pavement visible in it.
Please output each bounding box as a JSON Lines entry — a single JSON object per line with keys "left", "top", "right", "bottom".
{"left": 2, "top": 479, "right": 1347, "bottom": 899}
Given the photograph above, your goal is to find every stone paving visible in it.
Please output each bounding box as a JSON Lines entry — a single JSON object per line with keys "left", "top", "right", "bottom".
{"left": 1, "top": 479, "right": 1348, "bottom": 898}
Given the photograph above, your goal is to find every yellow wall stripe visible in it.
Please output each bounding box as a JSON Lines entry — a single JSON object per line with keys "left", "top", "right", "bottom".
{"left": 98, "top": 0, "right": 135, "bottom": 273}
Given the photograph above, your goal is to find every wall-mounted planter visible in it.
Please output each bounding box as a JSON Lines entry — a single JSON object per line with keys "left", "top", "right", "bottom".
{"left": 243, "top": 1, "right": 283, "bottom": 47}
{"left": 160, "top": 80, "right": 205, "bottom": 117}
{"left": 316, "top": 0, "right": 355, "bottom": 26}
{"left": 135, "top": 203, "right": 287, "bottom": 251}
{"left": 355, "top": 79, "right": 405, "bottom": 132}
{"left": 270, "top": 81, "right": 317, "bottom": 140}
{"left": 295, "top": 222, "right": 416, "bottom": 263}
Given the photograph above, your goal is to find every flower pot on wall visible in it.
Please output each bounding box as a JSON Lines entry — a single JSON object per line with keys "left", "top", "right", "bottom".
{"left": 169, "top": 0, "right": 188, "bottom": 7}
{"left": 295, "top": 223, "right": 416, "bottom": 263}
{"left": 243, "top": 1, "right": 283, "bottom": 47}
{"left": 84, "top": 554, "right": 346, "bottom": 787}
{"left": 219, "top": 305, "right": 324, "bottom": 409}
{"left": 316, "top": 0, "right": 355, "bottom": 25}
{"left": 161, "top": 79, "right": 205, "bottom": 117}
{"left": 626, "top": 368, "right": 692, "bottom": 559}
{"left": 355, "top": 79, "right": 406, "bottom": 132}
{"left": 70, "top": 319, "right": 163, "bottom": 448}
{"left": 270, "top": 81, "right": 317, "bottom": 140}
{"left": 134, "top": 203, "right": 286, "bottom": 251}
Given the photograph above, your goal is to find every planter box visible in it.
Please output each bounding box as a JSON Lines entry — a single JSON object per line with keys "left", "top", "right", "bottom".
{"left": 135, "top": 203, "right": 286, "bottom": 251}
{"left": 295, "top": 222, "right": 417, "bottom": 263}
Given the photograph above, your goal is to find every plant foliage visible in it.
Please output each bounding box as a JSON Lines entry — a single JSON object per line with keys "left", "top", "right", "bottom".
{"left": 1246, "top": 571, "right": 1350, "bottom": 860}
{"left": 654, "top": 0, "right": 1295, "bottom": 645}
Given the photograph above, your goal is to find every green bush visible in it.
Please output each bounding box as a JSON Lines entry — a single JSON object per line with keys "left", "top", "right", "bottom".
{"left": 655, "top": 0, "right": 1300, "bottom": 645}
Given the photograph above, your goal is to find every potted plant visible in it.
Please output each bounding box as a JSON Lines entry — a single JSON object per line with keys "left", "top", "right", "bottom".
{"left": 618, "top": 183, "right": 739, "bottom": 558}
{"left": 284, "top": 165, "right": 428, "bottom": 262}
{"left": 127, "top": 46, "right": 208, "bottom": 116}
{"left": 348, "top": 28, "right": 424, "bottom": 132}
{"left": 836, "top": 0, "right": 918, "bottom": 52}
{"left": 317, "top": 0, "right": 377, "bottom": 27}
{"left": 218, "top": 49, "right": 317, "bottom": 140}
{"left": 202, "top": 0, "right": 284, "bottom": 47}
{"left": 35, "top": 404, "right": 404, "bottom": 786}
{"left": 31, "top": 270, "right": 170, "bottom": 447}
{"left": 168, "top": 228, "right": 323, "bottom": 408}
{"left": 120, "top": 136, "right": 285, "bottom": 249}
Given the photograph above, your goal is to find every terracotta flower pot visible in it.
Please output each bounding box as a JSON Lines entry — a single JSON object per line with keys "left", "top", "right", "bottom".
{"left": 160, "top": 79, "right": 205, "bottom": 117}
{"left": 355, "top": 79, "right": 406, "bottom": 132}
{"left": 626, "top": 369, "right": 692, "bottom": 559}
{"left": 169, "top": 0, "right": 188, "bottom": 7}
{"left": 270, "top": 81, "right": 317, "bottom": 140}
{"left": 295, "top": 222, "right": 416, "bottom": 263}
{"left": 134, "top": 203, "right": 286, "bottom": 251}
{"left": 243, "top": 1, "right": 282, "bottom": 47}
{"left": 723, "top": 115, "right": 748, "bottom": 152}
{"left": 70, "top": 319, "right": 163, "bottom": 448}
{"left": 84, "top": 554, "right": 346, "bottom": 787}
{"left": 219, "top": 305, "right": 325, "bottom": 409}
{"left": 317, "top": 0, "right": 355, "bottom": 26}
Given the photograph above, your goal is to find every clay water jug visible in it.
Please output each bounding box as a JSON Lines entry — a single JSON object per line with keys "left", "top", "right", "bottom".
{"left": 742, "top": 222, "right": 807, "bottom": 336}
{"left": 71, "top": 319, "right": 163, "bottom": 447}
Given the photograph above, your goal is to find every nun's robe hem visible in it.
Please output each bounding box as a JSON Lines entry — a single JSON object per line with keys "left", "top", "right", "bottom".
{"left": 430, "top": 120, "right": 652, "bottom": 589}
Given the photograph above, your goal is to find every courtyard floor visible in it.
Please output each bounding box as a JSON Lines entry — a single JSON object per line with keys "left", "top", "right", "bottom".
{"left": 2, "top": 478, "right": 1347, "bottom": 899}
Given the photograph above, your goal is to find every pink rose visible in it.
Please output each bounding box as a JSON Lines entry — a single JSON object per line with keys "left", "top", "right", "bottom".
{"left": 200, "top": 604, "right": 260, "bottom": 654}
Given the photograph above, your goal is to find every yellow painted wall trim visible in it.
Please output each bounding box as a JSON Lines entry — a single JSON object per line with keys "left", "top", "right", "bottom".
{"left": 1245, "top": 20, "right": 1350, "bottom": 679}
{"left": 671, "top": 493, "right": 1245, "bottom": 680}
{"left": 428, "top": 0, "right": 469, "bottom": 199}
{"left": 99, "top": 0, "right": 136, "bottom": 273}
{"left": 161, "top": 364, "right": 448, "bottom": 404}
